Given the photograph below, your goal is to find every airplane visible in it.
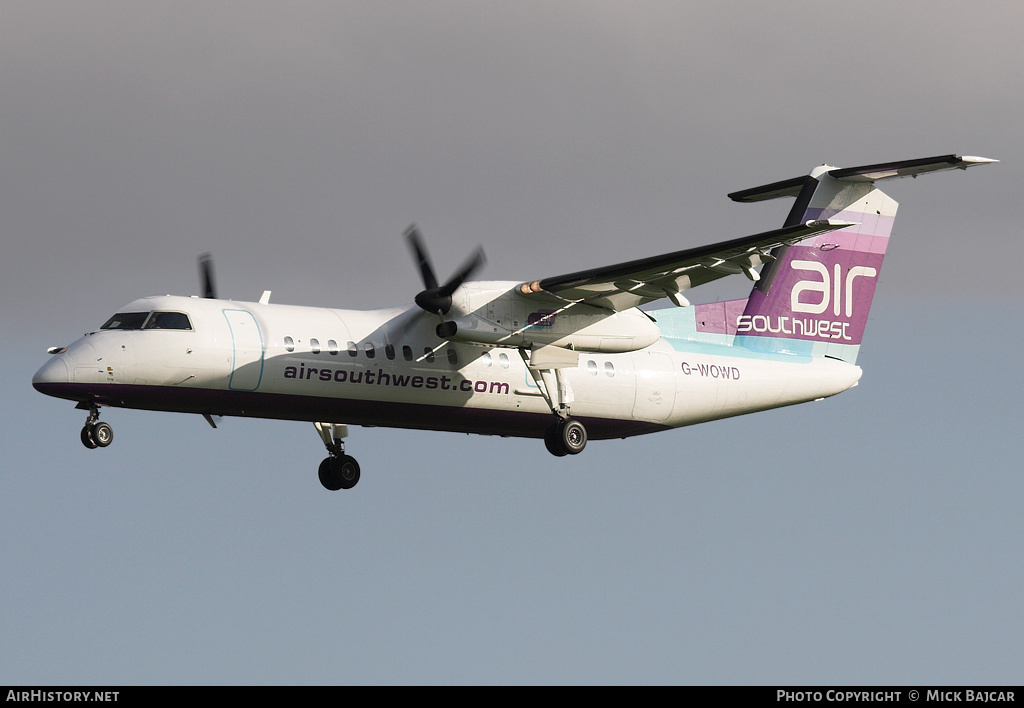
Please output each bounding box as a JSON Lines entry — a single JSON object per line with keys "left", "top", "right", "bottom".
{"left": 33, "top": 154, "right": 995, "bottom": 490}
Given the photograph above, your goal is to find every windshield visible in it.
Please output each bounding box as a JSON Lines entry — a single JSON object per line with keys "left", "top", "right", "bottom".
{"left": 101, "top": 312, "right": 150, "bottom": 330}
{"left": 100, "top": 311, "right": 193, "bottom": 331}
{"left": 144, "top": 312, "right": 192, "bottom": 330}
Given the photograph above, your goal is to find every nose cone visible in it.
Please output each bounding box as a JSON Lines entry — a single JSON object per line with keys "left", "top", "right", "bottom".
{"left": 32, "top": 355, "right": 70, "bottom": 396}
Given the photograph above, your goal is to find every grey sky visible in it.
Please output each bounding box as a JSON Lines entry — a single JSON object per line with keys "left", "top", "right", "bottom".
{"left": 2, "top": 2, "right": 1021, "bottom": 684}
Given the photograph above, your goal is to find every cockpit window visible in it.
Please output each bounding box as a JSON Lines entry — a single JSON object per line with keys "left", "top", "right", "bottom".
{"left": 101, "top": 312, "right": 150, "bottom": 330}
{"left": 101, "top": 311, "right": 193, "bottom": 331}
{"left": 143, "top": 312, "right": 193, "bottom": 330}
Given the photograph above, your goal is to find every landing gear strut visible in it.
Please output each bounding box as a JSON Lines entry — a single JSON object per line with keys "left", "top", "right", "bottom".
{"left": 79, "top": 404, "right": 113, "bottom": 449}
{"left": 518, "top": 348, "right": 588, "bottom": 458}
{"left": 315, "top": 423, "right": 360, "bottom": 490}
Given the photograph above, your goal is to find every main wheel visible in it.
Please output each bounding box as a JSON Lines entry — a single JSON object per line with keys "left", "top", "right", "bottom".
{"left": 559, "top": 418, "right": 587, "bottom": 455}
{"left": 544, "top": 423, "right": 568, "bottom": 457}
{"left": 91, "top": 422, "right": 113, "bottom": 448}
{"left": 81, "top": 425, "right": 98, "bottom": 449}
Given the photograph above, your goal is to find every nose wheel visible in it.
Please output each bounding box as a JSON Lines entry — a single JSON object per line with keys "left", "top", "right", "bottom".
{"left": 79, "top": 405, "right": 113, "bottom": 449}
{"left": 318, "top": 455, "right": 361, "bottom": 491}
{"left": 314, "top": 422, "right": 360, "bottom": 490}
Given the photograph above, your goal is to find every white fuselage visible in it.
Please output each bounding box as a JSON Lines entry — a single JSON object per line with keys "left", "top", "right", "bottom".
{"left": 33, "top": 290, "right": 862, "bottom": 440}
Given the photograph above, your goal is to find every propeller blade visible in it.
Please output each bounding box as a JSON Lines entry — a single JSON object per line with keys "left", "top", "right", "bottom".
{"left": 385, "top": 306, "right": 429, "bottom": 343}
{"left": 404, "top": 225, "right": 439, "bottom": 290}
{"left": 437, "top": 246, "right": 485, "bottom": 297}
{"left": 198, "top": 253, "right": 217, "bottom": 299}
{"left": 405, "top": 225, "right": 486, "bottom": 316}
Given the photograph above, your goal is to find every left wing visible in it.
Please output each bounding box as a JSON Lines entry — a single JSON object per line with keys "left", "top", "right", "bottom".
{"left": 517, "top": 219, "right": 854, "bottom": 311}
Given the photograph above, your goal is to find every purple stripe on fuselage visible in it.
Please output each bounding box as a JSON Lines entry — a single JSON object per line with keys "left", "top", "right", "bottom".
{"left": 694, "top": 299, "right": 748, "bottom": 336}
{"left": 32, "top": 381, "right": 669, "bottom": 441}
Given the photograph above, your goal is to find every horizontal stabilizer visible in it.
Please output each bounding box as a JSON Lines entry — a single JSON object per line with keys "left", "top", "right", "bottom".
{"left": 829, "top": 154, "right": 998, "bottom": 182}
{"left": 728, "top": 175, "right": 810, "bottom": 203}
{"left": 729, "top": 154, "right": 997, "bottom": 202}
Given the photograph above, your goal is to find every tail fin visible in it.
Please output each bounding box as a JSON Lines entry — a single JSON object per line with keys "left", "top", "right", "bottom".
{"left": 729, "top": 155, "right": 996, "bottom": 363}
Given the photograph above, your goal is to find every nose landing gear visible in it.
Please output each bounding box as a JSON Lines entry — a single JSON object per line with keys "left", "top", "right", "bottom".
{"left": 315, "top": 422, "right": 360, "bottom": 490}
{"left": 79, "top": 404, "right": 113, "bottom": 449}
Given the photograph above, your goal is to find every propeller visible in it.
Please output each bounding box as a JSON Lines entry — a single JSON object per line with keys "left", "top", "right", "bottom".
{"left": 198, "top": 253, "right": 217, "bottom": 299}
{"left": 404, "top": 225, "right": 485, "bottom": 316}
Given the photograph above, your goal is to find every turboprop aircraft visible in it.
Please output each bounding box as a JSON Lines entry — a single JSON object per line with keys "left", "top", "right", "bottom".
{"left": 33, "top": 154, "right": 995, "bottom": 490}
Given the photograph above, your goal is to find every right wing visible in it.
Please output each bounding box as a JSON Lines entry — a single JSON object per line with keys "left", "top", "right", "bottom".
{"left": 516, "top": 219, "right": 855, "bottom": 312}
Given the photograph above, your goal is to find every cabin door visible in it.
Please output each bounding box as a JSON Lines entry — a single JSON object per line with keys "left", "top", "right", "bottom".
{"left": 632, "top": 351, "right": 676, "bottom": 422}
{"left": 223, "top": 309, "right": 264, "bottom": 391}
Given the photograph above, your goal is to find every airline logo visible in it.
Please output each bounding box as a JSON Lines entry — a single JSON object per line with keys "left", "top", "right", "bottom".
{"left": 736, "top": 255, "right": 881, "bottom": 343}
{"left": 790, "top": 261, "right": 877, "bottom": 317}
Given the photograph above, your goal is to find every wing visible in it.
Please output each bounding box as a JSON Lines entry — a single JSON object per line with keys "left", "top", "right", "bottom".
{"left": 517, "top": 219, "right": 854, "bottom": 311}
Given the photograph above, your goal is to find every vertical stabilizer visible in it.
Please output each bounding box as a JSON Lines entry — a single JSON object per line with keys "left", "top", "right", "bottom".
{"left": 727, "top": 155, "right": 995, "bottom": 363}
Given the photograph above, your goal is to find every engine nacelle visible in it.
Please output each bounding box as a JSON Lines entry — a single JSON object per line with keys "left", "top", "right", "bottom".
{"left": 438, "top": 306, "right": 660, "bottom": 353}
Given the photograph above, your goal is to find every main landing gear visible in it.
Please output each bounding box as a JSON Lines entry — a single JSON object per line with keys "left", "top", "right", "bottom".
{"left": 517, "top": 348, "right": 588, "bottom": 458}
{"left": 315, "top": 422, "right": 360, "bottom": 491}
{"left": 79, "top": 403, "right": 113, "bottom": 449}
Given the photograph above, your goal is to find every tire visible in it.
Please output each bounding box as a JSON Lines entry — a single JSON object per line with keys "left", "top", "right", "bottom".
{"left": 337, "top": 455, "right": 361, "bottom": 490}
{"left": 319, "top": 456, "right": 361, "bottom": 491}
{"left": 559, "top": 419, "right": 587, "bottom": 455}
{"left": 318, "top": 458, "right": 343, "bottom": 491}
{"left": 91, "top": 422, "right": 113, "bottom": 448}
{"left": 544, "top": 424, "right": 568, "bottom": 457}
{"left": 81, "top": 426, "right": 98, "bottom": 449}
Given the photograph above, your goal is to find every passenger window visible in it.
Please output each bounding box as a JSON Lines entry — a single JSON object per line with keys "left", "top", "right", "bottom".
{"left": 499, "top": 353, "right": 510, "bottom": 369}
{"left": 365, "top": 343, "right": 376, "bottom": 359}
{"left": 347, "top": 341, "right": 358, "bottom": 357}
{"left": 403, "top": 345, "right": 413, "bottom": 361}
{"left": 143, "top": 311, "right": 193, "bottom": 330}
{"left": 385, "top": 344, "right": 396, "bottom": 360}
{"left": 423, "top": 347, "right": 435, "bottom": 363}
{"left": 481, "top": 352, "right": 493, "bottom": 367}
{"left": 327, "top": 340, "right": 339, "bottom": 355}
{"left": 447, "top": 348, "right": 458, "bottom": 366}
{"left": 587, "top": 360, "right": 598, "bottom": 375}
{"left": 604, "top": 362, "right": 615, "bottom": 377}
{"left": 310, "top": 338, "right": 321, "bottom": 354}
{"left": 284, "top": 336, "right": 295, "bottom": 352}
